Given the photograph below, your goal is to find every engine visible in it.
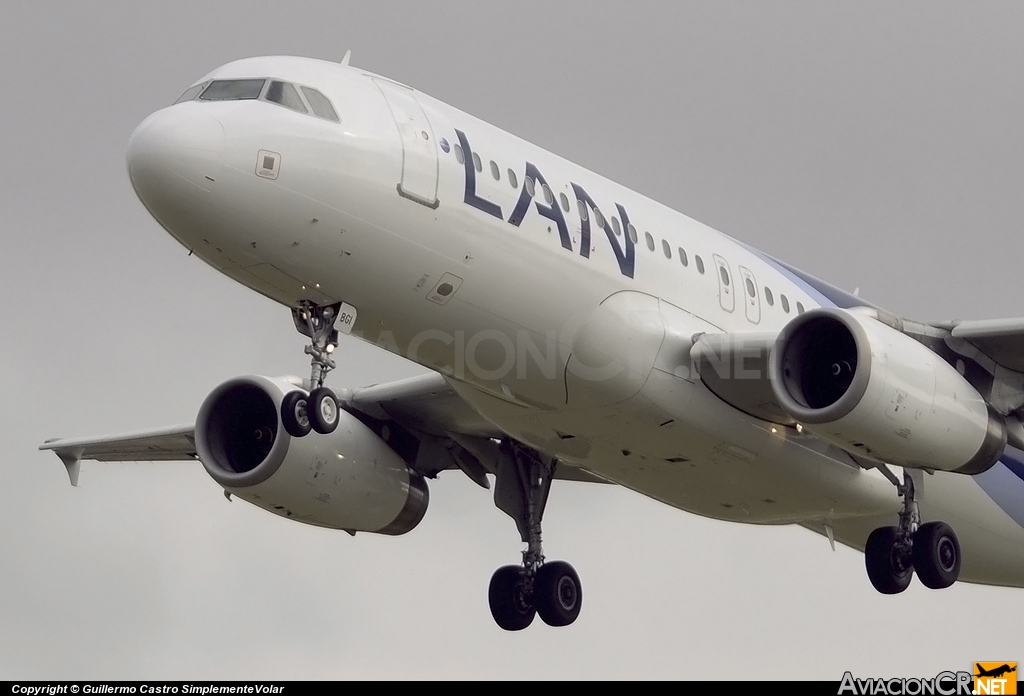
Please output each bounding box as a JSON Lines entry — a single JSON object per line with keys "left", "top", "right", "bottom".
{"left": 194, "top": 375, "right": 428, "bottom": 534}
{"left": 769, "top": 308, "right": 1006, "bottom": 474}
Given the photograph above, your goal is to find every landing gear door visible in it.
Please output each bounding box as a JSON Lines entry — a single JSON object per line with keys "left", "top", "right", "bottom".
{"left": 373, "top": 79, "right": 439, "bottom": 209}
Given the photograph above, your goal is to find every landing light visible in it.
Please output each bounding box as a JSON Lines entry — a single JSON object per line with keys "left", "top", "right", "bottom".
{"left": 326, "top": 344, "right": 335, "bottom": 354}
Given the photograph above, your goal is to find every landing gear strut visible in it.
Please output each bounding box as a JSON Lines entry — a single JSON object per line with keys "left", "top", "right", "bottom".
{"left": 281, "top": 301, "right": 342, "bottom": 437}
{"left": 864, "top": 469, "right": 961, "bottom": 594}
{"left": 487, "top": 440, "right": 582, "bottom": 630}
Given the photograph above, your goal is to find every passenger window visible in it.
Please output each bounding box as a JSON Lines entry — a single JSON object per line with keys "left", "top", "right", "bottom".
{"left": 797, "top": 302, "right": 805, "bottom": 314}
{"left": 645, "top": 232, "right": 655, "bottom": 251}
{"left": 745, "top": 278, "right": 755, "bottom": 297}
{"left": 508, "top": 169, "right": 518, "bottom": 188}
{"left": 764, "top": 287, "right": 774, "bottom": 306}
{"left": 719, "top": 266, "right": 730, "bottom": 286}
{"left": 662, "top": 240, "right": 671, "bottom": 258}
{"left": 594, "top": 208, "right": 606, "bottom": 229}
{"left": 626, "top": 223, "right": 638, "bottom": 244}
{"left": 301, "top": 86, "right": 340, "bottom": 122}
{"left": 560, "top": 192, "right": 570, "bottom": 212}
{"left": 542, "top": 183, "right": 553, "bottom": 205}
{"left": 490, "top": 161, "right": 500, "bottom": 181}
{"left": 266, "top": 81, "right": 307, "bottom": 113}
{"left": 525, "top": 177, "right": 535, "bottom": 196}
{"left": 611, "top": 216, "right": 621, "bottom": 236}
{"left": 577, "top": 198, "right": 588, "bottom": 222}
{"left": 453, "top": 144, "right": 465, "bottom": 164}
{"left": 200, "top": 79, "right": 265, "bottom": 101}
{"left": 695, "top": 255, "right": 705, "bottom": 274}
{"left": 781, "top": 295, "right": 790, "bottom": 313}
{"left": 678, "top": 247, "right": 688, "bottom": 266}
{"left": 472, "top": 152, "right": 482, "bottom": 173}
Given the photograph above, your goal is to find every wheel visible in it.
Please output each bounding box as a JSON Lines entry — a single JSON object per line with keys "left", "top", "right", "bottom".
{"left": 913, "top": 521, "right": 961, "bottom": 589}
{"left": 534, "top": 560, "right": 582, "bottom": 627}
{"left": 308, "top": 387, "right": 340, "bottom": 434}
{"left": 281, "top": 391, "right": 311, "bottom": 438}
{"left": 864, "top": 526, "right": 913, "bottom": 594}
{"left": 488, "top": 565, "right": 535, "bottom": 631}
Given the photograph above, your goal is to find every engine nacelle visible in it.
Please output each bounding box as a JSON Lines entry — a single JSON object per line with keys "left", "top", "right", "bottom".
{"left": 769, "top": 308, "right": 1006, "bottom": 474}
{"left": 195, "top": 375, "right": 428, "bottom": 534}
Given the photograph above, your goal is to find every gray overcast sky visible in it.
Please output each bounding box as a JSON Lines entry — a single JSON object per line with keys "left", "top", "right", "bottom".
{"left": 3, "top": 0, "right": 1024, "bottom": 680}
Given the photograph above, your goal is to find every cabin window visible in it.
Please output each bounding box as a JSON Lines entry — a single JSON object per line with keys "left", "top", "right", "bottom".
{"left": 525, "top": 177, "right": 535, "bottom": 196}
{"left": 678, "top": 247, "right": 688, "bottom": 266}
{"left": 695, "top": 255, "right": 705, "bottom": 274}
{"left": 490, "top": 160, "right": 500, "bottom": 181}
{"left": 797, "top": 302, "right": 805, "bottom": 314}
{"left": 611, "top": 216, "right": 621, "bottom": 236}
{"left": 542, "top": 183, "right": 553, "bottom": 205}
{"left": 453, "top": 144, "right": 465, "bottom": 164}
{"left": 627, "top": 223, "right": 638, "bottom": 244}
{"left": 781, "top": 295, "right": 790, "bottom": 313}
{"left": 719, "top": 265, "right": 730, "bottom": 286}
{"left": 560, "top": 192, "right": 570, "bottom": 212}
{"left": 745, "top": 277, "right": 756, "bottom": 297}
{"left": 301, "top": 86, "right": 340, "bottom": 122}
{"left": 200, "top": 79, "right": 265, "bottom": 101}
{"left": 507, "top": 169, "right": 518, "bottom": 189}
{"left": 594, "top": 207, "right": 606, "bottom": 229}
{"left": 266, "top": 81, "right": 307, "bottom": 113}
{"left": 472, "top": 152, "right": 482, "bottom": 173}
{"left": 662, "top": 240, "right": 672, "bottom": 258}
{"left": 764, "top": 287, "right": 774, "bottom": 306}
{"left": 577, "top": 199, "right": 588, "bottom": 222}
{"left": 645, "top": 232, "right": 655, "bottom": 251}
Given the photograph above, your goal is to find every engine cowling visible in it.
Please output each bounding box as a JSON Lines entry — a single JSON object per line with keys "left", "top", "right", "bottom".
{"left": 195, "top": 375, "right": 428, "bottom": 534}
{"left": 769, "top": 308, "right": 1005, "bottom": 474}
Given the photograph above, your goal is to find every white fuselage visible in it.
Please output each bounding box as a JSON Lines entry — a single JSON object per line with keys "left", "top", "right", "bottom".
{"left": 126, "top": 56, "right": 1024, "bottom": 587}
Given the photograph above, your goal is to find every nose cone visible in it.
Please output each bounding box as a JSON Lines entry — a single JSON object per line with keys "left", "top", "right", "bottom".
{"left": 127, "top": 106, "right": 225, "bottom": 237}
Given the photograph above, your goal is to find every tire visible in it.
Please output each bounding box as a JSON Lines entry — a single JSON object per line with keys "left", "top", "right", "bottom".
{"left": 913, "top": 521, "right": 961, "bottom": 590}
{"left": 308, "top": 387, "right": 340, "bottom": 434}
{"left": 281, "top": 391, "right": 311, "bottom": 438}
{"left": 534, "top": 561, "right": 582, "bottom": 627}
{"left": 488, "top": 565, "right": 535, "bottom": 631}
{"left": 864, "top": 526, "right": 913, "bottom": 595}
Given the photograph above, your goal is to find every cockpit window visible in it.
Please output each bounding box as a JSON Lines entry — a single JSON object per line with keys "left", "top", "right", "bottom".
{"left": 266, "top": 81, "right": 307, "bottom": 113}
{"left": 200, "top": 79, "right": 266, "bottom": 101}
{"left": 174, "top": 83, "right": 206, "bottom": 104}
{"left": 301, "top": 86, "right": 340, "bottom": 122}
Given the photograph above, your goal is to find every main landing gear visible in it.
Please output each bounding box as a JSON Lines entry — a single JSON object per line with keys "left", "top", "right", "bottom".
{"left": 864, "top": 470, "right": 961, "bottom": 594}
{"left": 280, "top": 301, "right": 343, "bottom": 438}
{"left": 488, "top": 440, "right": 582, "bottom": 630}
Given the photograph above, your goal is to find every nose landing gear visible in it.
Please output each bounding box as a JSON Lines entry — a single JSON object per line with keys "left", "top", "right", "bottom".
{"left": 487, "top": 440, "right": 583, "bottom": 630}
{"left": 281, "top": 301, "right": 344, "bottom": 437}
{"left": 864, "top": 470, "right": 962, "bottom": 594}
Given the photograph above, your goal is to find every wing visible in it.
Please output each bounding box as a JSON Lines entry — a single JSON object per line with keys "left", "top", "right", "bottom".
{"left": 41, "top": 372, "right": 609, "bottom": 487}
{"left": 948, "top": 318, "right": 1024, "bottom": 372}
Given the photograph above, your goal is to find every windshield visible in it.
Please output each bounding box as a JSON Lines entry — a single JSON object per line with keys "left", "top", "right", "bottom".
{"left": 200, "top": 79, "right": 266, "bottom": 101}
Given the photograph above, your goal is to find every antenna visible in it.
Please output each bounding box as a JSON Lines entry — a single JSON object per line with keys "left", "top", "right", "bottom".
{"left": 340, "top": 50, "right": 352, "bottom": 67}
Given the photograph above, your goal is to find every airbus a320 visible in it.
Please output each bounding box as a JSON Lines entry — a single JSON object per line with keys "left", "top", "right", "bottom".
{"left": 42, "top": 55, "right": 1024, "bottom": 630}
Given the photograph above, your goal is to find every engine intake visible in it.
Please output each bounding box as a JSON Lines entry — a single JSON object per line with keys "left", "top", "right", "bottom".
{"left": 195, "top": 375, "right": 428, "bottom": 534}
{"left": 769, "top": 308, "right": 1005, "bottom": 474}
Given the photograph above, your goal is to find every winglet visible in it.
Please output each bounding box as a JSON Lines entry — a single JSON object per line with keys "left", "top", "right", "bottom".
{"left": 56, "top": 449, "right": 83, "bottom": 487}
{"left": 340, "top": 50, "right": 352, "bottom": 67}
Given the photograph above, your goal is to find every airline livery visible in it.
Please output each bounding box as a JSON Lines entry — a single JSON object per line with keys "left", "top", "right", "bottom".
{"left": 41, "top": 56, "right": 1024, "bottom": 630}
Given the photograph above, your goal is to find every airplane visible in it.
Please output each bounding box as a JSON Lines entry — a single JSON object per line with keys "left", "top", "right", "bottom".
{"left": 975, "top": 664, "right": 1017, "bottom": 679}
{"left": 40, "top": 54, "right": 1024, "bottom": 631}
